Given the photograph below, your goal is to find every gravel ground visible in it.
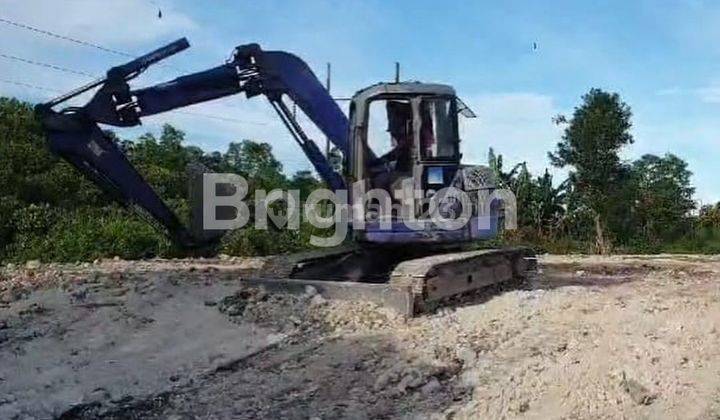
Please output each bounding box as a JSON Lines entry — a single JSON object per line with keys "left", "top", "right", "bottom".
{"left": 2, "top": 254, "right": 720, "bottom": 419}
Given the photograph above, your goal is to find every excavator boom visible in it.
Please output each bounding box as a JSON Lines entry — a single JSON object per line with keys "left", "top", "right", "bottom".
{"left": 37, "top": 38, "right": 348, "bottom": 246}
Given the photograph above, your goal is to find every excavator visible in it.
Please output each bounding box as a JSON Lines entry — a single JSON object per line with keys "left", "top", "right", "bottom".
{"left": 36, "top": 38, "right": 534, "bottom": 315}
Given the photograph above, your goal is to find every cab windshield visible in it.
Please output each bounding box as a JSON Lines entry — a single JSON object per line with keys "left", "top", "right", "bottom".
{"left": 420, "top": 97, "right": 458, "bottom": 159}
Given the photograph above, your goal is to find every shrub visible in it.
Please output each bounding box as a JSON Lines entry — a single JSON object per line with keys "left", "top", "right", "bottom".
{"left": 662, "top": 227, "right": 720, "bottom": 254}
{"left": 491, "top": 228, "right": 592, "bottom": 254}
{"left": 6, "top": 207, "right": 174, "bottom": 262}
{"left": 220, "top": 226, "right": 303, "bottom": 256}
{"left": 220, "top": 220, "right": 337, "bottom": 256}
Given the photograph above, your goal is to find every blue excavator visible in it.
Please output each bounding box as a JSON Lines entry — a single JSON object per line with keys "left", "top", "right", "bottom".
{"left": 36, "top": 38, "right": 533, "bottom": 314}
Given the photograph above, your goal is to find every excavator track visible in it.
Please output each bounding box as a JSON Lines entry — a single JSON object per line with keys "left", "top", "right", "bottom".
{"left": 389, "top": 247, "right": 536, "bottom": 313}
{"left": 243, "top": 246, "right": 536, "bottom": 316}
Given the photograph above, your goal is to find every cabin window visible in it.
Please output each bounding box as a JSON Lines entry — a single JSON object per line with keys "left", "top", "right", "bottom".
{"left": 420, "top": 98, "right": 457, "bottom": 159}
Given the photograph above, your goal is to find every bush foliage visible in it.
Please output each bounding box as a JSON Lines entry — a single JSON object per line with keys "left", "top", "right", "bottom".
{"left": 0, "top": 97, "right": 323, "bottom": 262}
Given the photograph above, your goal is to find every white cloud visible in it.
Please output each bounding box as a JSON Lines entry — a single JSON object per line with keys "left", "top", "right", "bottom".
{"left": 459, "top": 93, "right": 565, "bottom": 179}
{"left": 654, "top": 80, "right": 720, "bottom": 104}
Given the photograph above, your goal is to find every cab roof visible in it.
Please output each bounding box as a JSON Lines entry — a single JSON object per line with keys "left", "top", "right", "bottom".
{"left": 351, "top": 82, "right": 456, "bottom": 103}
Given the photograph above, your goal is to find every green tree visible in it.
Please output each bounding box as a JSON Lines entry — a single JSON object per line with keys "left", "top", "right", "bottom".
{"left": 488, "top": 147, "right": 525, "bottom": 190}
{"left": 528, "top": 170, "right": 567, "bottom": 236}
{"left": 700, "top": 204, "right": 720, "bottom": 226}
{"left": 549, "top": 89, "right": 633, "bottom": 253}
{"left": 225, "top": 140, "right": 286, "bottom": 191}
{"left": 513, "top": 163, "right": 534, "bottom": 229}
{"left": 127, "top": 125, "right": 195, "bottom": 201}
{"left": 632, "top": 153, "right": 695, "bottom": 243}
{"left": 289, "top": 170, "right": 322, "bottom": 201}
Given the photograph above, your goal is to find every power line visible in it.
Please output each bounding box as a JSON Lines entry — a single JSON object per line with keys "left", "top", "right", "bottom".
{"left": 0, "top": 17, "right": 133, "bottom": 58}
{"left": 0, "top": 17, "right": 188, "bottom": 74}
{"left": 172, "top": 110, "right": 267, "bottom": 126}
{"left": 0, "top": 78, "right": 63, "bottom": 93}
{"left": 0, "top": 52, "right": 96, "bottom": 77}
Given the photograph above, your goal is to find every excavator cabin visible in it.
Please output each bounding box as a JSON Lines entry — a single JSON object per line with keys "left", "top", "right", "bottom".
{"left": 349, "top": 83, "right": 462, "bottom": 194}
{"left": 344, "top": 82, "right": 497, "bottom": 243}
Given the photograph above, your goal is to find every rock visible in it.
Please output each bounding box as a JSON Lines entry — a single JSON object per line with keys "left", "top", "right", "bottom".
{"left": 1, "top": 288, "right": 20, "bottom": 303}
{"left": 0, "top": 393, "right": 17, "bottom": 404}
{"left": 421, "top": 377, "right": 442, "bottom": 395}
{"left": 110, "top": 394, "right": 134, "bottom": 404}
{"left": 517, "top": 400, "right": 530, "bottom": 413}
{"left": 305, "top": 285, "right": 318, "bottom": 296}
{"left": 621, "top": 372, "right": 655, "bottom": 405}
{"left": 218, "top": 254, "right": 231, "bottom": 261}
{"left": 309, "top": 294, "right": 327, "bottom": 307}
{"left": 252, "top": 287, "right": 268, "bottom": 302}
{"left": 0, "top": 319, "right": 7, "bottom": 330}
{"left": 93, "top": 259, "right": 100, "bottom": 265}
{"left": 374, "top": 367, "right": 401, "bottom": 391}
{"left": 218, "top": 290, "right": 254, "bottom": 316}
{"left": 70, "top": 288, "right": 88, "bottom": 302}
{"left": 459, "top": 368, "right": 481, "bottom": 388}
{"left": 204, "top": 300, "right": 217, "bottom": 307}
{"left": 89, "top": 387, "right": 111, "bottom": 399}
{"left": 575, "top": 270, "right": 586, "bottom": 277}
{"left": 5, "top": 263, "right": 15, "bottom": 270}
{"left": 397, "top": 368, "right": 425, "bottom": 392}
{"left": 113, "top": 256, "right": 121, "bottom": 261}
{"left": 443, "top": 407, "right": 456, "bottom": 419}
{"left": 25, "top": 260, "right": 41, "bottom": 270}
{"left": 223, "top": 304, "right": 244, "bottom": 317}
{"left": 455, "top": 346, "right": 477, "bottom": 366}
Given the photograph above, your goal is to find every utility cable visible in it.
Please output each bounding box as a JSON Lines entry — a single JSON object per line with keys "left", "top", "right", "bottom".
{"left": 0, "top": 17, "right": 187, "bottom": 73}
{"left": 0, "top": 52, "right": 96, "bottom": 77}
{"left": 0, "top": 17, "right": 133, "bottom": 58}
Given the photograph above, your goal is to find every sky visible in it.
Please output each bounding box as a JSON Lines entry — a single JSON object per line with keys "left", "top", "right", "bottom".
{"left": 2, "top": 0, "right": 720, "bottom": 203}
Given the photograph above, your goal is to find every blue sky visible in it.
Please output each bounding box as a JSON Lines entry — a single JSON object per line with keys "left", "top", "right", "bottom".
{"left": 2, "top": 0, "right": 720, "bottom": 203}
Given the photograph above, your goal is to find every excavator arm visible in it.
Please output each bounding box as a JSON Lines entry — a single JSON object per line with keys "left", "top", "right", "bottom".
{"left": 36, "top": 38, "right": 349, "bottom": 247}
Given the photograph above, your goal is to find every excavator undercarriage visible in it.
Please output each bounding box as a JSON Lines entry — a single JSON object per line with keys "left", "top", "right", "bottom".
{"left": 251, "top": 244, "right": 536, "bottom": 316}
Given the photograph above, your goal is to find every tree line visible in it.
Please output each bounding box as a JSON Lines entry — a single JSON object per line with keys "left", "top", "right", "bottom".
{"left": 1, "top": 88, "right": 720, "bottom": 262}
